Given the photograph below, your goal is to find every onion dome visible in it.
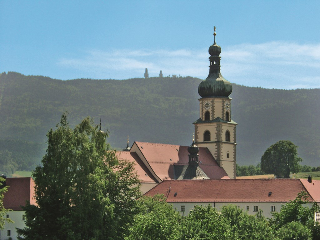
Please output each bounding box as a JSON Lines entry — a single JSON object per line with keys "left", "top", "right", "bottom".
{"left": 198, "top": 27, "right": 232, "bottom": 98}
{"left": 198, "top": 74, "right": 232, "bottom": 97}
{"left": 209, "top": 43, "right": 221, "bottom": 56}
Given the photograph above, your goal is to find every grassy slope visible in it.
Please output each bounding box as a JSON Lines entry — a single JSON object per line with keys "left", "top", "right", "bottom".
{"left": 237, "top": 172, "right": 320, "bottom": 180}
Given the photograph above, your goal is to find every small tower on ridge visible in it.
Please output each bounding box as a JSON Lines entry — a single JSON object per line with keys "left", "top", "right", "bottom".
{"left": 144, "top": 68, "right": 149, "bottom": 78}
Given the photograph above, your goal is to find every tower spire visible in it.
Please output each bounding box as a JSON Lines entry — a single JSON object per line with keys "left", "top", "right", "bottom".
{"left": 213, "top": 26, "right": 216, "bottom": 44}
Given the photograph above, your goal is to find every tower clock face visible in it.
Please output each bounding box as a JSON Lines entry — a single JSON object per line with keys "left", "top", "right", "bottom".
{"left": 204, "top": 101, "right": 211, "bottom": 110}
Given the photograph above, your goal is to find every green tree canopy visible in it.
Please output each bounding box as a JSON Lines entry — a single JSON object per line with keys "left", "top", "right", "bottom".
{"left": 176, "top": 205, "right": 231, "bottom": 240}
{"left": 261, "top": 140, "right": 302, "bottom": 178}
{"left": 0, "top": 150, "right": 18, "bottom": 176}
{"left": 125, "top": 195, "right": 181, "bottom": 240}
{"left": 126, "top": 197, "right": 275, "bottom": 240}
{"left": 17, "top": 114, "right": 141, "bottom": 240}
{"left": 271, "top": 191, "right": 320, "bottom": 240}
{"left": 0, "top": 177, "right": 13, "bottom": 229}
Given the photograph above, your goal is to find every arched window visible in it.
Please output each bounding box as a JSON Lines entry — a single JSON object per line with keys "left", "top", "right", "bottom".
{"left": 204, "top": 131, "right": 211, "bottom": 141}
{"left": 205, "top": 111, "right": 210, "bottom": 121}
{"left": 225, "top": 130, "right": 230, "bottom": 142}
{"left": 226, "top": 111, "right": 230, "bottom": 121}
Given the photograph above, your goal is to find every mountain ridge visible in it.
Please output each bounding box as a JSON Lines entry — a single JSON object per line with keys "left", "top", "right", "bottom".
{"left": 1, "top": 71, "right": 319, "bottom": 173}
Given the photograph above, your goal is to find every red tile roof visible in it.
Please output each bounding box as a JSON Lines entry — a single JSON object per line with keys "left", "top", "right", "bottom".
{"left": 300, "top": 179, "right": 320, "bottom": 202}
{"left": 145, "top": 179, "right": 315, "bottom": 203}
{"left": 3, "top": 177, "right": 36, "bottom": 211}
{"left": 116, "top": 151, "right": 158, "bottom": 183}
{"left": 133, "top": 141, "right": 229, "bottom": 181}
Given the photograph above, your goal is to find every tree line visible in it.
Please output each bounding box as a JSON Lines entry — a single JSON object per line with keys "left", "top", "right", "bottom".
{"left": 237, "top": 140, "right": 320, "bottom": 177}
{"left": 126, "top": 193, "right": 320, "bottom": 240}
{"left": 237, "top": 163, "right": 320, "bottom": 177}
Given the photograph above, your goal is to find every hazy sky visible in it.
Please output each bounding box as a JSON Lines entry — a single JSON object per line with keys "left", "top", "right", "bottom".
{"left": 1, "top": 1, "right": 320, "bottom": 89}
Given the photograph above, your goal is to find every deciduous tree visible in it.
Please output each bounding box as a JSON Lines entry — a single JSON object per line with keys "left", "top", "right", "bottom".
{"left": 125, "top": 195, "right": 181, "bottom": 240}
{"left": 261, "top": 140, "right": 302, "bottom": 178}
{"left": 18, "top": 114, "right": 141, "bottom": 240}
{"left": 271, "top": 191, "right": 320, "bottom": 240}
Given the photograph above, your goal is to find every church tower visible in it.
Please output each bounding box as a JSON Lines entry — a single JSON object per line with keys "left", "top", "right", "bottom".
{"left": 194, "top": 27, "right": 237, "bottom": 179}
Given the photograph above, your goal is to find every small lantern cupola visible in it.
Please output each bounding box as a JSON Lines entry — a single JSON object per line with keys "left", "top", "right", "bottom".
{"left": 188, "top": 134, "right": 199, "bottom": 166}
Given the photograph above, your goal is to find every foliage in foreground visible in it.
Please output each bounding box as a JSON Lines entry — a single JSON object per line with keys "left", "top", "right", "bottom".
{"left": 125, "top": 195, "right": 181, "bottom": 240}
{"left": 126, "top": 192, "right": 320, "bottom": 240}
{"left": 271, "top": 191, "right": 320, "bottom": 240}
{"left": 0, "top": 177, "right": 13, "bottom": 229}
{"left": 17, "top": 114, "right": 141, "bottom": 240}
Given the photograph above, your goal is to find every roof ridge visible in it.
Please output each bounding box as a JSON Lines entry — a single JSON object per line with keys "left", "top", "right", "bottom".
{"left": 134, "top": 141, "right": 162, "bottom": 183}
{"left": 135, "top": 141, "right": 180, "bottom": 147}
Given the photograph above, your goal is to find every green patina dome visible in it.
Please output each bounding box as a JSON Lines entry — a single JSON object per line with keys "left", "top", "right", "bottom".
{"left": 208, "top": 43, "right": 221, "bottom": 56}
{"left": 198, "top": 73, "right": 232, "bottom": 97}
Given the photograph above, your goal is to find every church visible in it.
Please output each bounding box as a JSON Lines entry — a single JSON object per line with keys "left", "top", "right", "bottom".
{"left": 116, "top": 28, "right": 237, "bottom": 194}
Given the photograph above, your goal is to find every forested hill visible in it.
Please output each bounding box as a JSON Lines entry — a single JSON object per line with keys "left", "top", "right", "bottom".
{"left": 1, "top": 71, "right": 320, "bottom": 174}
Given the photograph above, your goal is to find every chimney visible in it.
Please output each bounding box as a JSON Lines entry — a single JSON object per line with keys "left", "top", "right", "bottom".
{"left": 308, "top": 175, "right": 312, "bottom": 183}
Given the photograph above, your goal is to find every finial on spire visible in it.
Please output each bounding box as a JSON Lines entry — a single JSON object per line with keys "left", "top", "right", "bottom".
{"left": 124, "top": 136, "right": 131, "bottom": 151}
{"left": 99, "top": 118, "right": 102, "bottom": 131}
{"left": 213, "top": 26, "right": 217, "bottom": 44}
{"left": 192, "top": 133, "right": 195, "bottom": 143}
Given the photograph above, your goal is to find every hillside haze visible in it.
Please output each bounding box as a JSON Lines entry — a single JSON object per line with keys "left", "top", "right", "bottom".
{"left": 0, "top": 72, "right": 320, "bottom": 173}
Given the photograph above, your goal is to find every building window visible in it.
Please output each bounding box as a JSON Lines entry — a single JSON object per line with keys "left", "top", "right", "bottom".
{"left": 204, "top": 131, "right": 211, "bottom": 141}
{"left": 226, "top": 111, "right": 230, "bottom": 121}
{"left": 253, "top": 206, "right": 258, "bottom": 212}
{"left": 23, "top": 215, "right": 26, "bottom": 220}
{"left": 225, "top": 130, "right": 230, "bottom": 142}
{"left": 227, "top": 153, "right": 230, "bottom": 158}
{"left": 246, "top": 206, "right": 249, "bottom": 211}
{"left": 7, "top": 230, "right": 11, "bottom": 236}
{"left": 204, "top": 111, "right": 210, "bottom": 121}
{"left": 181, "top": 205, "right": 185, "bottom": 212}
{"left": 6, "top": 214, "right": 9, "bottom": 218}
{"left": 271, "top": 206, "right": 276, "bottom": 212}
